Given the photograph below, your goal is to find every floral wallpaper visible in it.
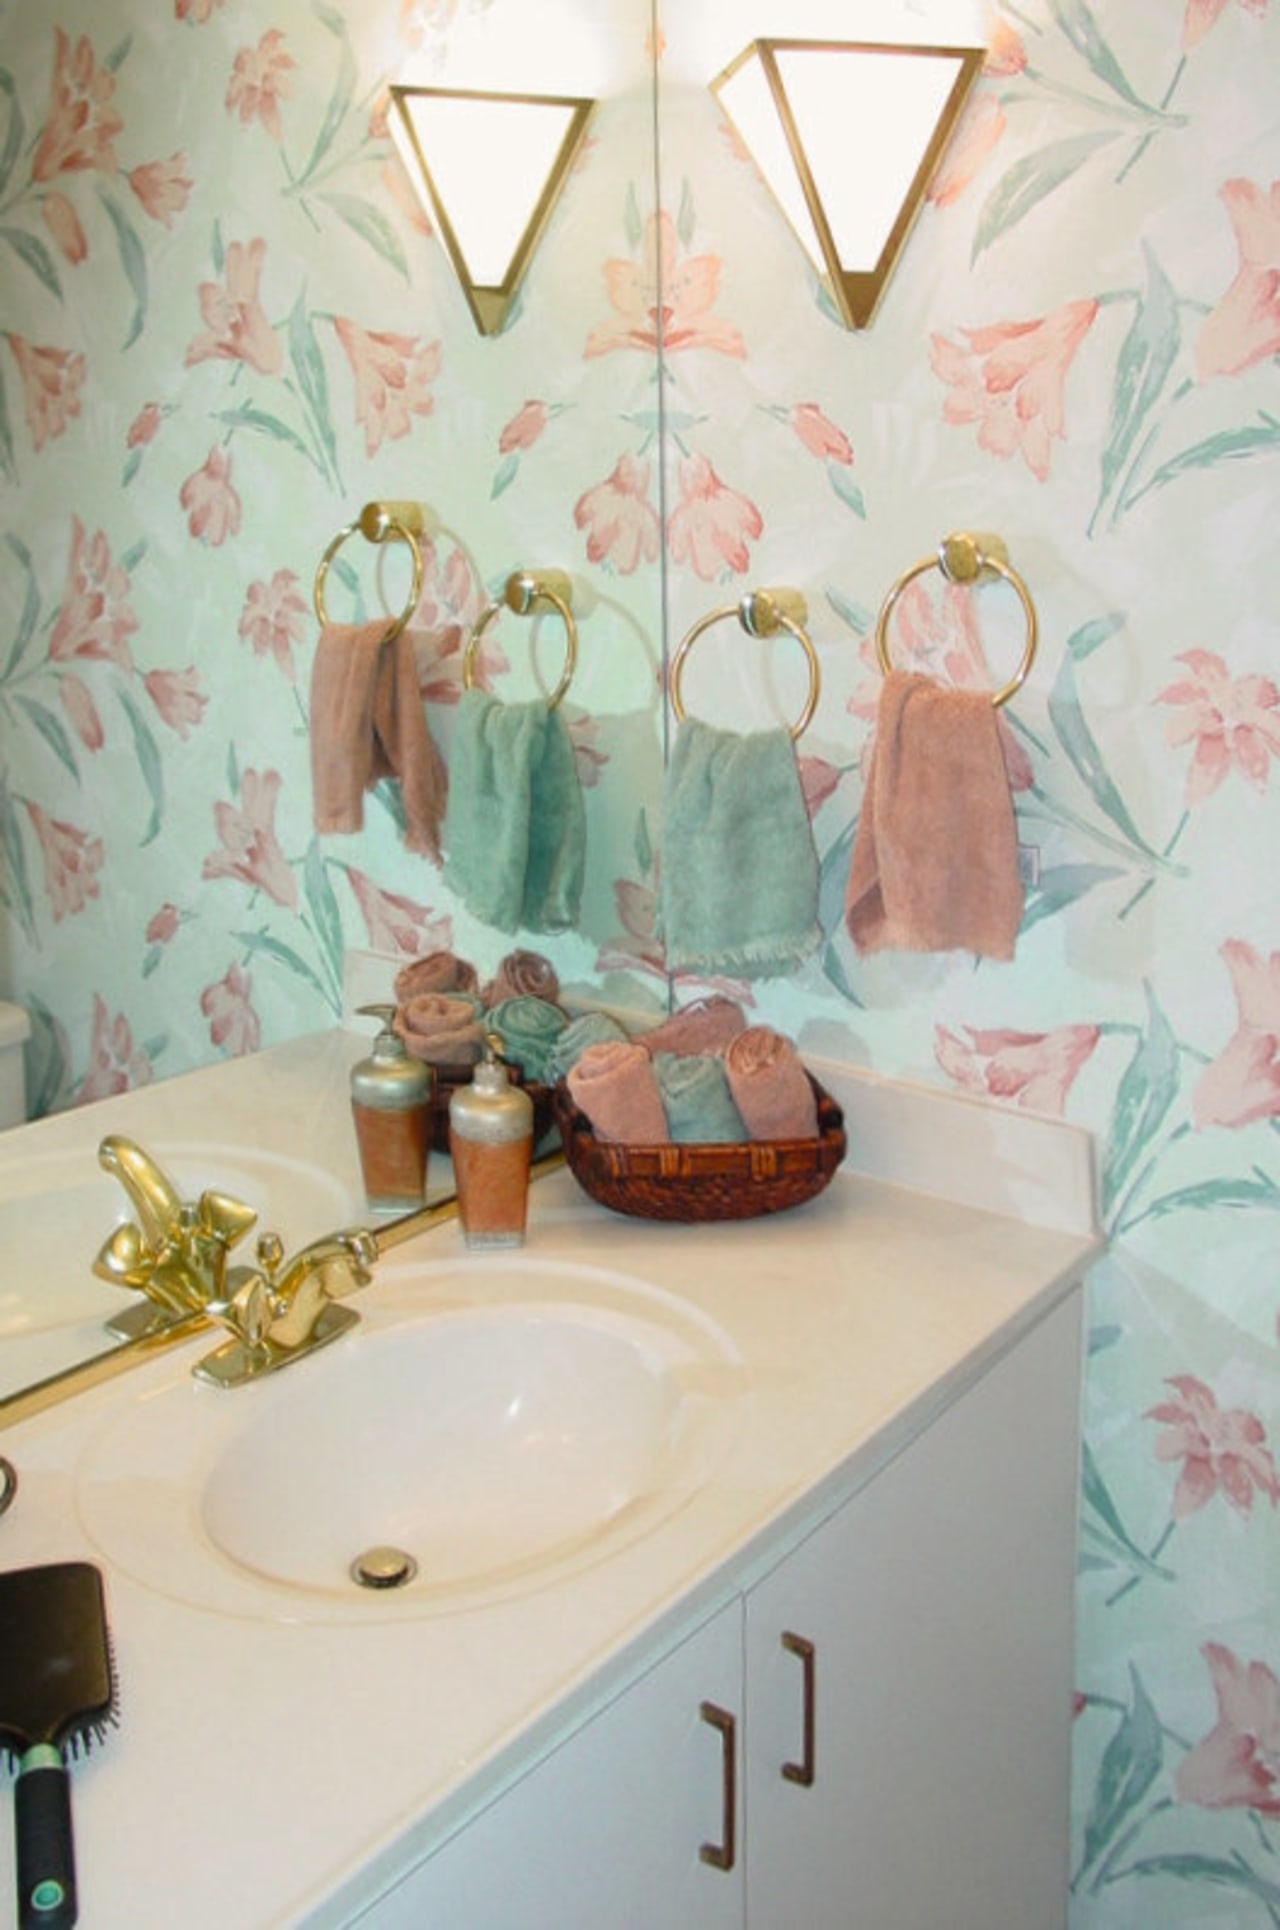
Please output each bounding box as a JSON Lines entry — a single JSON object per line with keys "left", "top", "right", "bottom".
{"left": 2, "top": 0, "right": 1280, "bottom": 1922}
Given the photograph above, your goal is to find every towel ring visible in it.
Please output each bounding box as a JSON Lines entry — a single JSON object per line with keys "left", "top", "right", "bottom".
{"left": 463, "top": 570, "right": 578, "bottom": 711}
{"left": 874, "top": 531, "right": 1037, "bottom": 710}
{"left": 670, "top": 588, "right": 819, "bottom": 741}
{"left": 313, "top": 500, "right": 429, "bottom": 641}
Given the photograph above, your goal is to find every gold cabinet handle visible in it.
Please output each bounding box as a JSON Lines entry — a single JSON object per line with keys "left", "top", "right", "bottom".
{"left": 699, "top": 1701, "right": 737, "bottom": 1871}
{"left": 781, "top": 1632, "right": 816, "bottom": 1787}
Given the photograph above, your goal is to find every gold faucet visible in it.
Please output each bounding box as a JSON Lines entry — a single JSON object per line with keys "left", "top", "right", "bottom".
{"left": 93, "top": 1134, "right": 377, "bottom": 1387}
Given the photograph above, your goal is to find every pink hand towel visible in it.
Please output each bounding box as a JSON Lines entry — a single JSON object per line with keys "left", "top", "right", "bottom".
{"left": 845, "top": 670, "right": 1022, "bottom": 961}
{"left": 566, "top": 1040, "right": 668, "bottom": 1145}
{"left": 393, "top": 950, "right": 479, "bottom": 1003}
{"left": 723, "top": 1026, "right": 819, "bottom": 1141}
{"left": 393, "top": 992, "right": 485, "bottom": 1069}
{"left": 642, "top": 996, "right": 747, "bottom": 1059}
{"left": 310, "top": 618, "right": 447, "bottom": 862}
{"left": 482, "top": 950, "right": 561, "bottom": 1009}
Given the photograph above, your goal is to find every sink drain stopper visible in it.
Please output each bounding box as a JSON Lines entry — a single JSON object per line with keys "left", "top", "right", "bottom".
{"left": 350, "top": 1545, "right": 418, "bottom": 1590}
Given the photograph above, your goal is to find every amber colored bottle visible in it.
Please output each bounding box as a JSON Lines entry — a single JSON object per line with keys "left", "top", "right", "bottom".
{"left": 350, "top": 1004, "right": 434, "bottom": 1212}
{"left": 448, "top": 1047, "right": 533, "bottom": 1249}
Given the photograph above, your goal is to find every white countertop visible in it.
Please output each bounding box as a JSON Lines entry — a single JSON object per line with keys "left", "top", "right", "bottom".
{"left": 0, "top": 1036, "right": 1100, "bottom": 1928}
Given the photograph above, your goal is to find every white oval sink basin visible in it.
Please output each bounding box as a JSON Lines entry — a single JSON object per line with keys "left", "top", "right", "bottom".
{"left": 75, "top": 1260, "right": 743, "bottom": 1623}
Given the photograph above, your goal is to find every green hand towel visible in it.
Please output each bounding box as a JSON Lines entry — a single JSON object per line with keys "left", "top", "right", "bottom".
{"left": 445, "top": 689, "right": 586, "bottom": 935}
{"left": 486, "top": 995, "right": 568, "bottom": 1085}
{"left": 652, "top": 1051, "right": 747, "bottom": 1144}
{"left": 657, "top": 719, "right": 822, "bottom": 978}
{"left": 546, "top": 1010, "right": 629, "bottom": 1084}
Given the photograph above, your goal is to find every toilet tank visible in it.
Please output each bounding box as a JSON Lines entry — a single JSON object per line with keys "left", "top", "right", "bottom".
{"left": 0, "top": 1001, "right": 30, "bottom": 1128}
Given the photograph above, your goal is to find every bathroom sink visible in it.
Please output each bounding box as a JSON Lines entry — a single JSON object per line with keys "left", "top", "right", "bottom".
{"left": 74, "top": 1259, "right": 743, "bottom": 1622}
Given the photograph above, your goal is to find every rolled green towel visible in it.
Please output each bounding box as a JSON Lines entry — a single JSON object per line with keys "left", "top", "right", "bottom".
{"left": 486, "top": 995, "right": 569, "bottom": 1085}
{"left": 546, "top": 1010, "right": 629, "bottom": 1084}
{"left": 652, "top": 1051, "right": 747, "bottom": 1144}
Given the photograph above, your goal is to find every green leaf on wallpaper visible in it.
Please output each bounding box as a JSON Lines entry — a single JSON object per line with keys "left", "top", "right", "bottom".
{"left": 820, "top": 938, "right": 863, "bottom": 1007}
{"left": 1065, "top": 611, "right": 1127, "bottom": 661}
{"left": 491, "top": 452, "right": 520, "bottom": 499}
{"left": 14, "top": 695, "right": 78, "bottom": 781}
{"left": 288, "top": 294, "right": 337, "bottom": 478}
{"left": 0, "top": 363, "right": 15, "bottom": 485}
{"left": 0, "top": 223, "right": 62, "bottom": 301}
{"left": 1127, "top": 417, "right": 1280, "bottom": 504}
{"left": 303, "top": 840, "right": 343, "bottom": 989}
{"left": 1102, "top": 982, "right": 1179, "bottom": 1215}
{"left": 20, "top": 997, "right": 69, "bottom": 1119}
{"left": 823, "top": 586, "right": 873, "bottom": 638}
{"left": 1120, "top": 1172, "right": 1280, "bottom": 1231}
{"left": 1078, "top": 1665, "right": 1163, "bottom": 1880}
{"left": 1048, "top": 650, "right": 1154, "bottom": 856}
{"left": 1020, "top": 862, "right": 1123, "bottom": 931}
{"left": 1, "top": 534, "right": 40, "bottom": 680}
{"left": 226, "top": 741, "right": 240, "bottom": 798}
{"left": 1047, "top": 0, "right": 1148, "bottom": 109}
{"left": 818, "top": 814, "right": 858, "bottom": 945}
{"left": 371, "top": 777, "right": 407, "bottom": 839}
{"left": 827, "top": 465, "right": 865, "bottom": 517}
{"left": 116, "top": 686, "right": 164, "bottom": 846}
{"left": 1078, "top": 1440, "right": 1173, "bottom": 1581}
{"left": 211, "top": 218, "right": 224, "bottom": 276}
{"left": 97, "top": 188, "right": 148, "bottom": 350}
{"left": 1094, "top": 245, "right": 1179, "bottom": 526}
{"left": 0, "top": 70, "right": 24, "bottom": 203}
{"left": 234, "top": 926, "right": 336, "bottom": 1012}
{"left": 623, "top": 181, "right": 643, "bottom": 251}
{"left": 299, "top": 9, "right": 356, "bottom": 185}
{"left": 0, "top": 777, "right": 35, "bottom": 940}
{"left": 1118, "top": 1854, "right": 1280, "bottom": 1908}
{"left": 635, "top": 807, "right": 653, "bottom": 878}
{"left": 316, "top": 194, "right": 409, "bottom": 279}
{"left": 141, "top": 943, "right": 163, "bottom": 980}
{"left": 213, "top": 402, "right": 315, "bottom": 469}
{"left": 104, "top": 38, "right": 132, "bottom": 73}
{"left": 971, "top": 131, "right": 1117, "bottom": 263}
{"left": 676, "top": 178, "right": 696, "bottom": 248}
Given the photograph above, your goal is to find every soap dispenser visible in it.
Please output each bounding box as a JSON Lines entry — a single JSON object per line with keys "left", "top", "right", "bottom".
{"left": 350, "top": 1004, "right": 434, "bottom": 1212}
{"left": 448, "top": 1038, "right": 534, "bottom": 1249}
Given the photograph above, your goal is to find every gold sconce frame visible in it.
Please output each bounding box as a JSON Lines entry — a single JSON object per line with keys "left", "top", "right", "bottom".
{"left": 711, "top": 39, "right": 985, "bottom": 331}
{"left": 388, "top": 83, "right": 595, "bottom": 337}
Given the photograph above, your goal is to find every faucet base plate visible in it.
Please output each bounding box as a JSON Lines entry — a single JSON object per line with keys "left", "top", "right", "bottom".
{"left": 192, "top": 1302, "right": 360, "bottom": 1390}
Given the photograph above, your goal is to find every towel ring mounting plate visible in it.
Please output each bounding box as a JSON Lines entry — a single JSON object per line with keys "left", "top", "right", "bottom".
{"left": 313, "top": 504, "right": 424, "bottom": 641}
{"left": 874, "top": 532, "right": 1037, "bottom": 709}
{"left": 670, "top": 589, "right": 819, "bottom": 741}
{"left": 463, "top": 570, "right": 578, "bottom": 712}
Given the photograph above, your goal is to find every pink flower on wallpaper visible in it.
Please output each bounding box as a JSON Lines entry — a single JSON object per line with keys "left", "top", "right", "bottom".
{"left": 595, "top": 876, "right": 667, "bottom": 980}
{"left": 788, "top": 402, "right": 853, "bottom": 465}
{"left": 410, "top": 541, "right": 490, "bottom": 704}
{"left": 1177, "top": 1643, "right": 1280, "bottom": 1817}
{"left": 77, "top": 995, "right": 153, "bottom": 1104}
{"left": 239, "top": 569, "right": 308, "bottom": 681}
{"left": 25, "top": 802, "right": 104, "bottom": 922}
{"left": 566, "top": 713, "right": 607, "bottom": 791}
{"left": 345, "top": 868, "right": 453, "bottom": 956}
{"left": 1184, "top": 0, "right": 1268, "bottom": 50}
{"left": 185, "top": 237, "right": 282, "bottom": 375}
{"left": 201, "top": 963, "right": 261, "bottom": 1056}
{"left": 128, "top": 154, "right": 192, "bottom": 229}
{"left": 927, "top": 94, "right": 1006, "bottom": 207}
{"left": 930, "top": 298, "right": 1099, "bottom": 481}
{"left": 42, "top": 191, "right": 88, "bottom": 264}
{"left": 59, "top": 673, "right": 104, "bottom": 751}
{"left": 585, "top": 210, "right": 745, "bottom": 359}
{"left": 180, "top": 446, "right": 241, "bottom": 545}
{"left": 574, "top": 454, "right": 661, "bottom": 575}
{"left": 5, "top": 335, "right": 86, "bottom": 452}
{"left": 127, "top": 402, "right": 163, "bottom": 450}
{"left": 144, "top": 667, "right": 208, "bottom": 739}
{"left": 32, "top": 30, "right": 123, "bottom": 182}
{"left": 499, "top": 400, "right": 549, "bottom": 454}
{"left": 202, "top": 769, "right": 298, "bottom": 910}
{"left": 226, "top": 32, "right": 296, "bottom": 142}
{"left": 1195, "top": 179, "right": 1280, "bottom": 380}
{"left": 176, "top": 0, "right": 228, "bottom": 20}
{"left": 984, "top": 20, "right": 1028, "bottom": 75}
{"left": 1193, "top": 939, "right": 1280, "bottom": 1129}
{"left": 934, "top": 1023, "right": 1101, "bottom": 1115}
{"left": 1147, "top": 1375, "right": 1280, "bottom": 1517}
{"left": 146, "top": 903, "right": 181, "bottom": 945}
{"left": 797, "top": 754, "right": 843, "bottom": 818}
{"left": 333, "top": 318, "right": 441, "bottom": 457}
{"left": 1155, "top": 648, "right": 1280, "bottom": 804}
{"left": 48, "top": 519, "right": 138, "bottom": 672}
{"left": 666, "top": 454, "right": 763, "bottom": 580}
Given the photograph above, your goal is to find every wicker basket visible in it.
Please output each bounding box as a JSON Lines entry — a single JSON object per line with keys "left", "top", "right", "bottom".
{"left": 550, "top": 1076, "right": 846, "bottom": 1222}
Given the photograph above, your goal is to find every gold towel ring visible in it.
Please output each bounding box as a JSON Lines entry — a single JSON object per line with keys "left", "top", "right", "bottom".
{"left": 669, "top": 588, "right": 819, "bottom": 741}
{"left": 874, "top": 531, "right": 1037, "bottom": 710}
{"left": 313, "top": 500, "right": 427, "bottom": 641}
{"left": 463, "top": 570, "right": 578, "bottom": 712}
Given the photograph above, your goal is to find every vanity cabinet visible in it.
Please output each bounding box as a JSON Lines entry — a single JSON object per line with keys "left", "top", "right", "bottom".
{"left": 349, "top": 1288, "right": 1081, "bottom": 1930}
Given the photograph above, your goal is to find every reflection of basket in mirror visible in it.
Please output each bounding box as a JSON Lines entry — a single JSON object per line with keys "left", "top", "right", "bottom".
{"left": 551, "top": 1077, "right": 846, "bottom": 1222}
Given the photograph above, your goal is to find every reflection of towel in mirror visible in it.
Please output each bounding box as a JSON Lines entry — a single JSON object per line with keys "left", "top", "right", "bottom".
{"left": 658, "top": 720, "right": 821, "bottom": 979}
{"left": 652, "top": 1052, "right": 747, "bottom": 1144}
{"left": 485, "top": 995, "right": 568, "bottom": 1086}
{"left": 393, "top": 992, "right": 485, "bottom": 1068}
{"left": 723, "top": 1026, "right": 819, "bottom": 1140}
{"left": 310, "top": 619, "right": 447, "bottom": 862}
{"left": 566, "top": 1039, "right": 668, "bottom": 1144}
{"left": 445, "top": 689, "right": 586, "bottom": 935}
{"left": 844, "top": 671, "right": 1022, "bottom": 961}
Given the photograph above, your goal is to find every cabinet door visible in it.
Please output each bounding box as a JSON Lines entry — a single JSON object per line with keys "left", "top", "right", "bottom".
{"left": 744, "top": 1291, "right": 1081, "bottom": 1930}
{"left": 353, "top": 1598, "right": 744, "bottom": 1929}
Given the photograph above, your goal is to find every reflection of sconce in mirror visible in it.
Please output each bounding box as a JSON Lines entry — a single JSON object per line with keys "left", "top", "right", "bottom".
{"left": 710, "top": 39, "right": 984, "bottom": 330}
{"left": 388, "top": 84, "right": 595, "bottom": 336}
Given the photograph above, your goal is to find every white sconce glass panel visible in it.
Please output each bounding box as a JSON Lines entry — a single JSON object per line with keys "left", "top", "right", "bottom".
{"left": 716, "top": 60, "right": 826, "bottom": 274}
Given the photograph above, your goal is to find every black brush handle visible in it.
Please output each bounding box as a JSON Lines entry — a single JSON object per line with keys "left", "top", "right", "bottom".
{"left": 15, "top": 1751, "right": 77, "bottom": 1930}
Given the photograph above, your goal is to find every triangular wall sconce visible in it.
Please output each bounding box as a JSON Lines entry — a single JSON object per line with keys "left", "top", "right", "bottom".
{"left": 388, "top": 84, "right": 595, "bottom": 336}
{"left": 710, "top": 39, "right": 984, "bottom": 330}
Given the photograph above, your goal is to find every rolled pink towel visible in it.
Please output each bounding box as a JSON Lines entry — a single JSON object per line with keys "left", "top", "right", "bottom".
{"left": 642, "top": 996, "right": 747, "bottom": 1058}
{"left": 723, "top": 1026, "right": 819, "bottom": 1141}
{"left": 566, "top": 1040, "right": 668, "bottom": 1145}
{"left": 394, "top": 992, "right": 485, "bottom": 1069}
{"left": 482, "top": 949, "right": 561, "bottom": 1009}
{"left": 394, "top": 951, "right": 479, "bottom": 1003}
